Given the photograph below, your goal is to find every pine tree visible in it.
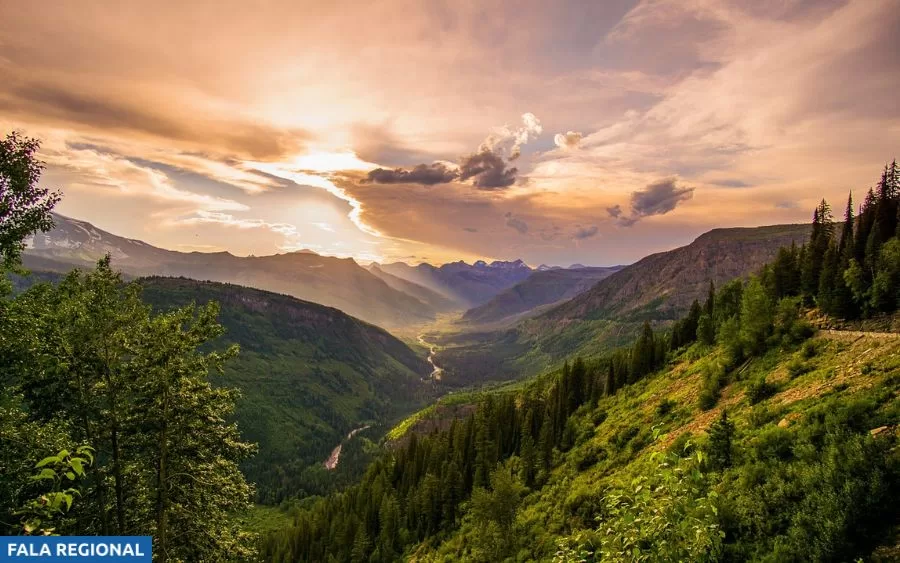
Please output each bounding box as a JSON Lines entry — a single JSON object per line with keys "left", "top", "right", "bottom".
{"left": 604, "top": 364, "right": 615, "bottom": 396}
{"left": 855, "top": 188, "right": 877, "bottom": 268}
{"left": 875, "top": 164, "right": 899, "bottom": 244}
{"left": 697, "top": 313, "right": 715, "bottom": 346}
{"left": 537, "top": 414, "right": 553, "bottom": 474}
{"left": 803, "top": 200, "right": 834, "bottom": 299}
{"left": 839, "top": 191, "right": 855, "bottom": 258}
{"left": 629, "top": 321, "right": 655, "bottom": 381}
{"left": 707, "top": 410, "right": 735, "bottom": 470}
{"left": 817, "top": 243, "right": 839, "bottom": 315}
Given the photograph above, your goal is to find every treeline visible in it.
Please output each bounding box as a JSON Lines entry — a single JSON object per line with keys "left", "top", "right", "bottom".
{"left": 0, "top": 133, "right": 256, "bottom": 561}
{"left": 792, "top": 160, "right": 899, "bottom": 318}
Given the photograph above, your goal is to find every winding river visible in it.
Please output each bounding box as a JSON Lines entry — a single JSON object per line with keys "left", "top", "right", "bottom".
{"left": 417, "top": 333, "right": 444, "bottom": 382}
{"left": 323, "top": 335, "right": 443, "bottom": 470}
{"left": 323, "top": 425, "right": 371, "bottom": 470}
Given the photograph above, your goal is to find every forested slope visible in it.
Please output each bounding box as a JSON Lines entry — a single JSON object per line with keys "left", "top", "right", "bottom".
{"left": 138, "top": 277, "right": 430, "bottom": 502}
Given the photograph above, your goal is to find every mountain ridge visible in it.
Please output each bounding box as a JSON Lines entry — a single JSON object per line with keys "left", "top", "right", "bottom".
{"left": 25, "top": 213, "right": 437, "bottom": 328}
{"left": 435, "top": 223, "right": 812, "bottom": 384}
{"left": 461, "top": 266, "right": 625, "bottom": 326}
{"left": 379, "top": 258, "right": 534, "bottom": 307}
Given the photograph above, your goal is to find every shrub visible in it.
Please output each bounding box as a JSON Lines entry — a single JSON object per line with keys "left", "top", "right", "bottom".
{"left": 656, "top": 398, "right": 677, "bottom": 418}
{"left": 800, "top": 340, "right": 820, "bottom": 359}
{"left": 667, "top": 432, "right": 695, "bottom": 457}
{"left": 786, "top": 359, "right": 812, "bottom": 379}
{"left": 746, "top": 376, "right": 777, "bottom": 405}
{"left": 747, "top": 404, "right": 780, "bottom": 429}
{"left": 574, "top": 441, "right": 607, "bottom": 471}
{"left": 698, "top": 362, "right": 726, "bottom": 411}
{"left": 596, "top": 452, "right": 723, "bottom": 562}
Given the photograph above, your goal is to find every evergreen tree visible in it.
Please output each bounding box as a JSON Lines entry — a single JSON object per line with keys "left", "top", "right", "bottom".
{"left": 697, "top": 313, "right": 716, "bottom": 346}
{"left": 875, "top": 165, "right": 898, "bottom": 245}
{"left": 630, "top": 321, "right": 655, "bottom": 381}
{"left": 802, "top": 200, "right": 834, "bottom": 299}
{"left": 739, "top": 276, "right": 774, "bottom": 356}
{"left": 839, "top": 191, "right": 855, "bottom": 258}
{"left": 705, "top": 280, "right": 716, "bottom": 317}
{"left": 707, "top": 410, "right": 735, "bottom": 470}
{"left": 817, "top": 243, "right": 839, "bottom": 315}
{"left": 854, "top": 188, "right": 877, "bottom": 268}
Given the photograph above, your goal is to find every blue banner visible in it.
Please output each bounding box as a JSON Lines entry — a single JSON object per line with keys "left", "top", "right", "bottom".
{"left": 0, "top": 537, "right": 151, "bottom": 562}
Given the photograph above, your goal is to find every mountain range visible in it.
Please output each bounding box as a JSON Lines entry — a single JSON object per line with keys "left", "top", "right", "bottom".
{"left": 26, "top": 214, "right": 566, "bottom": 328}
{"left": 435, "top": 223, "right": 812, "bottom": 384}
{"left": 461, "top": 265, "right": 625, "bottom": 325}
{"left": 379, "top": 259, "right": 534, "bottom": 308}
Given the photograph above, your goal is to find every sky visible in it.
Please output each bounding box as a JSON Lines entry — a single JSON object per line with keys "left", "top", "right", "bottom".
{"left": 1, "top": 0, "right": 898, "bottom": 266}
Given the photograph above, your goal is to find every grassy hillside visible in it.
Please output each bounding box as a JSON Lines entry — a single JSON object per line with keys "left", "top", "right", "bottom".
{"left": 270, "top": 329, "right": 899, "bottom": 562}
{"left": 421, "top": 331, "right": 900, "bottom": 560}
{"left": 137, "top": 277, "right": 431, "bottom": 502}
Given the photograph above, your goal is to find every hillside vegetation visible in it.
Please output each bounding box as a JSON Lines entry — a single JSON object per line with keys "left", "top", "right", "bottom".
{"left": 262, "top": 328, "right": 900, "bottom": 562}
{"left": 137, "top": 277, "right": 431, "bottom": 502}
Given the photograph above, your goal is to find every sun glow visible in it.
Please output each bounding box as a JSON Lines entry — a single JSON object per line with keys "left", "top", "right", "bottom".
{"left": 284, "top": 150, "right": 376, "bottom": 173}
{"left": 245, "top": 151, "right": 381, "bottom": 238}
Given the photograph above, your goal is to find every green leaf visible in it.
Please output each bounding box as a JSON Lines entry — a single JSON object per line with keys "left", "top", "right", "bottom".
{"left": 35, "top": 456, "right": 59, "bottom": 469}
{"left": 30, "top": 468, "right": 56, "bottom": 480}
{"left": 65, "top": 471, "right": 75, "bottom": 480}
{"left": 69, "top": 458, "right": 84, "bottom": 476}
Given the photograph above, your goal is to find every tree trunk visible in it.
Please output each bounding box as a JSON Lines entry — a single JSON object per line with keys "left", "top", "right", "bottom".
{"left": 155, "top": 385, "right": 169, "bottom": 563}
{"left": 110, "top": 422, "right": 125, "bottom": 534}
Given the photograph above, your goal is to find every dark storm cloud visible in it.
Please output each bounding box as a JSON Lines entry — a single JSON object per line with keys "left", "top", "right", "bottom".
{"left": 459, "top": 149, "right": 518, "bottom": 189}
{"left": 607, "top": 178, "right": 694, "bottom": 227}
{"left": 366, "top": 148, "right": 520, "bottom": 189}
{"left": 572, "top": 225, "right": 599, "bottom": 239}
{"left": 713, "top": 178, "right": 752, "bottom": 188}
{"left": 504, "top": 212, "right": 529, "bottom": 234}
{"left": 366, "top": 162, "right": 459, "bottom": 185}
{"left": 630, "top": 178, "right": 694, "bottom": 217}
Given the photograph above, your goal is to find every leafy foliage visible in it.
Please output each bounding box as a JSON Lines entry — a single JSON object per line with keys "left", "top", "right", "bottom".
{"left": 0, "top": 132, "right": 61, "bottom": 269}
{"left": 17, "top": 446, "right": 94, "bottom": 535}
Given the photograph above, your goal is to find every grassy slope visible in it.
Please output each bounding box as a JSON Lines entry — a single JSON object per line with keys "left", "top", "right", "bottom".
{"left": 407, "top": 331, "right": 900, "bottom": 560}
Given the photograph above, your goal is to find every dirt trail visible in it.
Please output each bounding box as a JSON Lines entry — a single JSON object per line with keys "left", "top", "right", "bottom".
{"left": 822, "top": 329, "right": 900, "bottom": 340}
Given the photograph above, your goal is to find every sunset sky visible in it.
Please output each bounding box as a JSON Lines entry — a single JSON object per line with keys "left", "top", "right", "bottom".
{"left": 1, "top": 0, "right": 898, "bottom": 266}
